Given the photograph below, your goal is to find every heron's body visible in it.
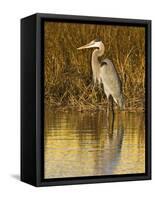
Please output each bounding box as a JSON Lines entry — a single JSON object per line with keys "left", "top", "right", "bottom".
{"left": 77, "top": 39, "right": 124, "bottom": 109}
{"left": 100, "top": 58, "right": 124, "bottom": 108}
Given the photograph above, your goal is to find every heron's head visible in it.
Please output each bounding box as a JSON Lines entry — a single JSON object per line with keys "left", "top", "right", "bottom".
{"left": 77, "top": 38, "right": 103, "bottom": 50}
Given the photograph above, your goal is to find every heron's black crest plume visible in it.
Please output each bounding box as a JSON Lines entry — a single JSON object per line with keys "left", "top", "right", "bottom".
{"left": 94, "top": 38, "right": 101, "bottom": 42}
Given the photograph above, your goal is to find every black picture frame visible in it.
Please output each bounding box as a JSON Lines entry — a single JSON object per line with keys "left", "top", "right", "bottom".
{"left": 21, "top": 13, "right": 151, "bottom": 187}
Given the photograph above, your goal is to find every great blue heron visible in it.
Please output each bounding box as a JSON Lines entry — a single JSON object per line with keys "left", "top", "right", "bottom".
{"left": 77, "top": 38, "right": 124, "bottom": 111}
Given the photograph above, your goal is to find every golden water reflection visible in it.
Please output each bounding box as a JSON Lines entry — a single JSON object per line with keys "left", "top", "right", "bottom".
{"left": 44, "top": 109, "right": 145, "bottom": 179}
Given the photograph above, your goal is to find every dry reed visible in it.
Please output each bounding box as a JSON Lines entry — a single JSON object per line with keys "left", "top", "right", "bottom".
{"left": 44, "top": 21, "right": 145, "bottom": 111}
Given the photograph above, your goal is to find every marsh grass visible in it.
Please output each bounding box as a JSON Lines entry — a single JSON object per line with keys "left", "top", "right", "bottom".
{"left": 44, "top": 22, "right": 145, "bottom": 111}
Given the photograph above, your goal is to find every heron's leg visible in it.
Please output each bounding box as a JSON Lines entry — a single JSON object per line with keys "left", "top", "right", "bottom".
{"left": 107, "top": 109, "right": 115, "bottom": 138}
{"left": 107, "top": 96, "right": 114, "bottom": 117}
{"left": 110, "top": 96, "right": 114, "bottom": 114}
{"left": 107, "top": 96, "right": 110, "bottom": 117}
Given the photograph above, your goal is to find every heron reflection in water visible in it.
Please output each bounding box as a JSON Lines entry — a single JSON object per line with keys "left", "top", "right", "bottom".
{"left": 103, "top": 112, "right": 124, "bottom": 174}
{"left": 77, "top": 39, "right": 125, "bottom": 114}
{"left": 76, "top": 110, "right": 125, "bottom": 175}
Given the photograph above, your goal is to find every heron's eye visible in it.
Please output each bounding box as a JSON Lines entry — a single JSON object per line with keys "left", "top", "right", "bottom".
{"left": 101, "top": 61, "right": 107, "bottom": 66}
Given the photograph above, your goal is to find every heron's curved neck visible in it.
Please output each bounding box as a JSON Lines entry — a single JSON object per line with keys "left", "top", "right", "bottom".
{"left": 92, "top": 43, "right": 105, "bottom": 58}
{"left": 92, "top": 43, "right": 105, "bottom": 67}
{"left": 91, "top": 43, "right": 105, "bottom": 84}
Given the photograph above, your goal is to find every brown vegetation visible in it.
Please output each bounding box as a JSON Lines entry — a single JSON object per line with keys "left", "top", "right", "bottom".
{"left": 44, "top": 21, "right": 145, "bottom": 111}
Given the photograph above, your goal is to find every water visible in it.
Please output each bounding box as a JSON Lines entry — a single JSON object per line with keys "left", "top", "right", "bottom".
{"left": 44, "top": 108, "right": 145, "bottom": 179}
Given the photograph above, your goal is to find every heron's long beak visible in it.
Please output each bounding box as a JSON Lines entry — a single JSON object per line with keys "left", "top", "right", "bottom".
{"left": 77, "top": 41, "right": 94, "bottom": 50}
